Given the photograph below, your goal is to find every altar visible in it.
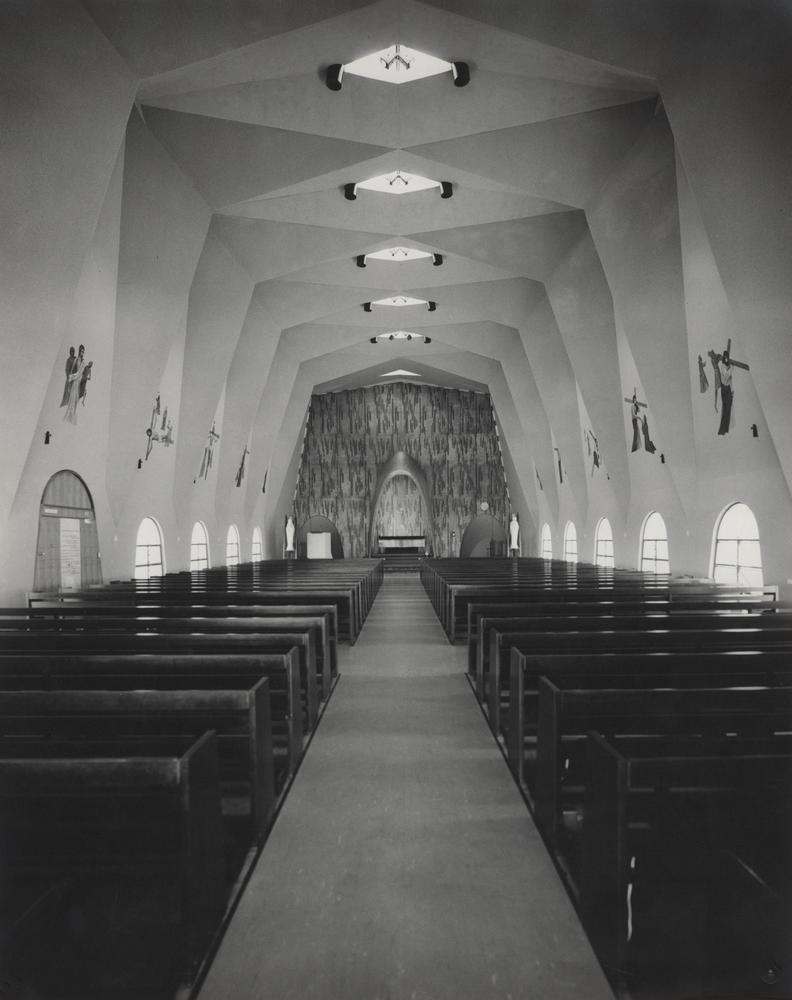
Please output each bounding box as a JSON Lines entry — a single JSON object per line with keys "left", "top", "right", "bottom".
{"left": 378, "top": 534, "right": 426, "bottom": 553}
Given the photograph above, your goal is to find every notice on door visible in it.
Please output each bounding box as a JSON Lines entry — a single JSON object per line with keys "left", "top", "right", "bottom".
{"left": 60, "top": 517, "right": 82, "bottom": 590}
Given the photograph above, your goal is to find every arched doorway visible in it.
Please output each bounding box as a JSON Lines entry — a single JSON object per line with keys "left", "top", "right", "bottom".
{"left": 34, "top": 470, "right": 102, "bottom": 592}
{"left": 460, "top": 513, "right": 506, "bottom": 558}
{"left": 368, "top": 451, "right": 434, "bottom": 555}
{"left": 298, "top": 514, "right": 344, "bottom": 559}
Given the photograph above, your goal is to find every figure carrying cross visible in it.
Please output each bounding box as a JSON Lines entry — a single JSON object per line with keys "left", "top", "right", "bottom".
{"left": 707, "top": 338, "right": 750, "bottom": 435}
{"left": 624, "top": 388, "right": 656, "bottom": 454}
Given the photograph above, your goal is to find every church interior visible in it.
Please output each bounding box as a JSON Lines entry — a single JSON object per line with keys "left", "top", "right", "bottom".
{"left": 2, "top": 2, "right": 792, "bottom": 999}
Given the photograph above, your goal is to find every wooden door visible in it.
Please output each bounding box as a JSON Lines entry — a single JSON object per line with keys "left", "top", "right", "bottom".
{"left": 33, "top": 470, "right": 102, "bottom": 592}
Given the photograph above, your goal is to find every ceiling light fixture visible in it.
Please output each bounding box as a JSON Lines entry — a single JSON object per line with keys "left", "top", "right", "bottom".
{"left": 368, "top": 330, "right": 431, "bottom": 344}
{"left": 328, "top": 45, "right": 469, "bottom": 89}
{"left": 363, "top": 296, "right": 437, "bottom": 311}
{"left": 345, "top": 172, "right": 453, "bottom": 198}
{"left": 357, "top": 247, "right": 440, "bottom": 267}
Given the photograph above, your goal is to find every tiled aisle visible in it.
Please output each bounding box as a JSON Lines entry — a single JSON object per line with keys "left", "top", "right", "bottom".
{"left": 196, "top": 576, "right": 613, "bottom": 1000}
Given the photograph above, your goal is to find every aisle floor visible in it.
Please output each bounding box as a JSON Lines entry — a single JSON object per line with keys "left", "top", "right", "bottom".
{"left": 196, "top": 576, "right": 614, "bottom": 1000}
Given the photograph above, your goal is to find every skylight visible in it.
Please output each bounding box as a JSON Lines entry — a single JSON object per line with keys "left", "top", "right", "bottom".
{"left": 380, "top": 369, "right": 422, "bottom": 377}
{"left": 344, "top": 45, "right": 453, "bottom": 85}
{"left": 356, "top": 171, "right": 440, "bottom": 195}
{"left": 366, "top": 247, "right": 432, "bottom": 262}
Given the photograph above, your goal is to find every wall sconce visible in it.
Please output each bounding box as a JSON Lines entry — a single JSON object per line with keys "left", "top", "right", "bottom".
{"left": 427, "top": 301, "right": 437, "bottom": 312}
{"left": 44, "top": 431, "right": 51, "bottom": 444}
{"left": 432, "top": 253, "right": 443, "bottom": 266}
{"left": 451, "top": 61, "right": 470, "bottom": 87}
{"left": 440, "top": 181, "right": 453, "bottom": 199}
{"left": 363, "top": 301, "right": 372, "bottom": 312}
{"left": 424, "top": 336, "right": 432, "bottom": 344}
{"left": 137, "top": 458, "right": 142, "bottom": 469}
{"left": 751, "top": 423, "right": 759, "bottom": 438}
{"left": 356, "top": 255, "right": 367, "bottom": 268}
{"left": 344, "top": 183, "right": 358, "bottom": 200}
{"left": 660, "top": 453, "right": 666, "bottom": 464}
{"left": 325, "top": 64, "right": 344, "bottom": 91}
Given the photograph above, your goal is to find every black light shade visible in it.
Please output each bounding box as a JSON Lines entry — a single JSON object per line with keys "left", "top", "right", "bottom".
{"left": 424, "top": 336, "right": 432, "bottom": 344}
{"left": 427, "top": 301, "right": 437, "bottom": 312}
{"left": 751, "top": 423, "right": 759, "bottom": 438}
{"left": 356, "top": 255, "right": 367, "bottom": 268}
{"left": 326, "top": 64, "right": 344, "bottom": 91}
{"left": 44, "top": 431, "right": 51, "bottom": 444}
{"left": 369, "top": 337, "right": 377, "bottom": 344}
{"left": 363, "top": 302, "right": 372, "bottom": 312}
{"left": 432, "top": 253, "right": 444, "bottom": 267}
{"left": 452, "top": 61, "right": 470, "bottom": 87}
{"left": 440, "top": 181, "right": 453, "bottom": 199}
{"left": 344, "top": 183, "right": 357, "bottom": 201}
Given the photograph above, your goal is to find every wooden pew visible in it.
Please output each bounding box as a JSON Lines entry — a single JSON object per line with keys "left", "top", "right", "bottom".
{"left": 7, "top": 603, "right": 339, "bottom": 677}
{"left": 0, "top": 631, "right": 320, "bottom": 732}
{"left": 0, "top": 612, "right": 333, "bottom": 704}
{"left": 580, "top": 732, "right": 792, "bottom": 994}
{"left": 0, "top": 683, "right": 276, "bottom": 844}
{"left": 507, "top": 648, "right": 792, "bottom": 789}
{"left": 486, "top": 623, "right": 792, "bottom": 735}
{"left": 534, "top": 678, "right": 792, "bottom": 848}
{"left": 0, "top": 650, "right": 303, "bottom": 785}
{"left": 468, "top": 598, "right": 784, "bottom": 690}
{"left": 0, "top": 730, "right": 226, "bottom": 992}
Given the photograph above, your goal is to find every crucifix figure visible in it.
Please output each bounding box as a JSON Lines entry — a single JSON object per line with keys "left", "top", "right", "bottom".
{"left": 708, "top": 338, "right": 750, "bottom": 435}
{"left": 584, "top": 429, "right": 602, "bottom": 476}
{"left": 235, "top": 446, "right": 249, "bottom": 487}
{"left": 199, "top": 422, "right": 220, "bottom": 479}
{"left": 144, "top": 395, "right": 161, "bottom": 460}
{"left": 624, "top": 388, "right": 656, "bottom": 454}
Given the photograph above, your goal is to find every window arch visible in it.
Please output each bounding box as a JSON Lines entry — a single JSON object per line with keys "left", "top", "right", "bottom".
{"left": 226, "top": 524, "right": 241, "bottom": 567}
{"left": 190, "top": 521, "right": 210, "bottom": 571}
{"left": 594, "top": 517, "right": 614, "bottom": 568}
{"left": 563, "top": 521, "right": 577, "bottom": 563}
{"left": 712, "top": 503, "right": 763, "bottom": 586}
{"left": 640, "top": 511, "right": 669, "bottom": 574}
{"left": 252, "top": 526, "right": 263, "bottom": 562}
{"left": 135, "top": 517, "right": 164, "bottom": 580}
{"left": 540, "top": 523, "right": 552, "bottom": 560}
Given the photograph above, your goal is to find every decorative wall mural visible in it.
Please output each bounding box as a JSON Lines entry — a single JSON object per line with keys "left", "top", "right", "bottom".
{"left": 294, "top": 385, "right": 508, "bottom": 558}
{"left": 145, "top": 394, "right": 174, "bottom": 459}
{"left": 60, "top": 344, "right": 94, "bottom": 424}
{"left": 705, "top": 339, "right": 750, "bottom": 436}
{"left": 625, "top": 389, "right": 656, "bottom": 454}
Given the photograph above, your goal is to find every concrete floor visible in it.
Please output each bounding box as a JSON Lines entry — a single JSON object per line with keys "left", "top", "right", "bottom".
{"left": 196, "top": 576, "right": 614, "bottom": 1000}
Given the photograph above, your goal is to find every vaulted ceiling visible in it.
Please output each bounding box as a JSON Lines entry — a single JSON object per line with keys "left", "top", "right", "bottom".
{"left": 4, "top": 0, "right": 792, "bottom": 577}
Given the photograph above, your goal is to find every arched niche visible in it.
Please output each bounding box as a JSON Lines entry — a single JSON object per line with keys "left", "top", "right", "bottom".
{"left": 460, "top": 513, "right": 507, "bottom": 558}
{"left": 34, "top": 469, "right": 102, "bottom": 591}
{"left": 298, "top": 514, "right": 344, "bottom": 559}
{"left": 368, "top": 451, "right": 434, "bottom": 556}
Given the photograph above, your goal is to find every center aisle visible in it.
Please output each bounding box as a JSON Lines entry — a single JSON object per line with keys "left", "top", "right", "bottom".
{"left": 196, "top": 576, "right": 614, "bottom": 1000}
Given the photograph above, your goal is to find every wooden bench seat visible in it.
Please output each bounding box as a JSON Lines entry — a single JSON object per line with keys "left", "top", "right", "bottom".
{"left": 534, "top": 679, "right": 792, "bottom": 848}
{"left": 0, "top": 630, "right": 320, "bottom": 731}
{"left": 506, "top": 648, "right": 792, "bottom": 788}
{"left": 486, "top": 624, "right": 792, "bottom": 735}
{"left": 580, "top": 731, "right": 792, "bottom": 994}
{"left": 0, "top": 730, "right": 225, "bottom": 993}
{"left": 0, "top": 683, "right": 275, "bottom": 845}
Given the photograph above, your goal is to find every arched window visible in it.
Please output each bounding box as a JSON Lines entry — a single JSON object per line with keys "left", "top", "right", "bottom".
{"left": 252, "top": 526, "right": 263, "bottom": 562}
{"left": 563, "top": 521, "right": 577, "bottom": 563}
{"left": 540, "top": 523, "right": 552, "bottom": 560}
{"left": 712, "top": 503, "right": 763, "bottom": 586}
{"left": 226, "top": 524, "right": 241, "bottom": 567}
{"left": 190, "top": 521, "right": 210, "bottom": 571}
{"left": 594, "top": 517, "right": 614, "bottom": 568}
{"left": 640, "top": 511, "right": 669, "bottom": 573}
{"left": 135, "top": 517, "right": 164, "bottom": 580}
